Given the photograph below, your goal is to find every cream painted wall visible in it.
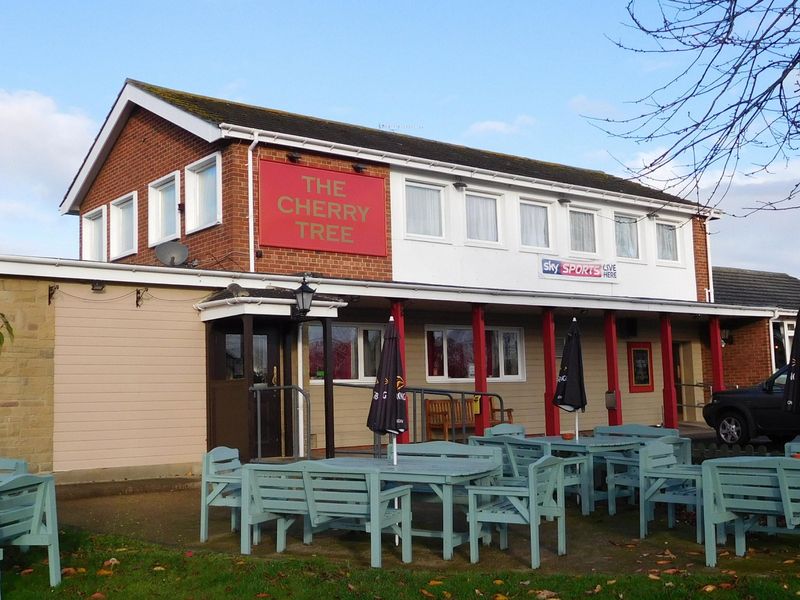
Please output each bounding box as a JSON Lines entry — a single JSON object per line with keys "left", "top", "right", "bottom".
{"left": 53, "top": 283, "right": 209, "bottom": 473}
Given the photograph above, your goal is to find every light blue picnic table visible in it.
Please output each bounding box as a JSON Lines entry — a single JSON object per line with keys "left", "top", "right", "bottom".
{"left": 320, "top": 455, "right": 501, "bottom": 560}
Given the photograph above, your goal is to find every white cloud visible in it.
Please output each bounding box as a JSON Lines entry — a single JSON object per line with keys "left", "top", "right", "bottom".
{"left": 0, "top": 90, "right": 94, "bottom": 258}
{"left": 567, "top": 95, "right": 618, "bottom": 118}
{"left": 464, "top": 115, "right": 536, "bottom": 136}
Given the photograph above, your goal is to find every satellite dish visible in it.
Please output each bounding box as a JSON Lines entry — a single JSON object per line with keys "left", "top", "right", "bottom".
{"left": 155, "top": 241, "right": 189, "bottom": 267}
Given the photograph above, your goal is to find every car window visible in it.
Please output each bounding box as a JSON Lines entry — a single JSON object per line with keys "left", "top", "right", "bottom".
{"left": 775, "top": 372, "right": 787, "bottom": 387}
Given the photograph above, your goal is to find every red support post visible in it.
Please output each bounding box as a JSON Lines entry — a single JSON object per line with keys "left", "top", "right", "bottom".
{"left": 709, "top": 316, "right": 725, "bottom": 393}
{"left": 542, "top": 308, "right": 560, "bottom": 435}
{"left": 472, "top": 304, "right": 490, "bottom": 435}
{"left": 391, "top": 299, "right": 410, "bottom": 443}
{"left": 604, "top": 311, "right": 622, "bottom": 425}
{"left": 660, "top": 314, "right": 678, "bottom": 429}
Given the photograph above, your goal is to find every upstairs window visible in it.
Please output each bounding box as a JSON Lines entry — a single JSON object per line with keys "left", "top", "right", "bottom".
{"left": 148, "top": 171, "right": 180, "bottom": 246}
{"left": 406, "top": 182, "right": 443, "bottom": 237}
{"left": 185, "top": 153, "right": 222, "bottom": 234}
{"left": 569, "top": 209, "right": 596, "bottom": 253}
{"left": 466, "top": 193, "right": 499, "bottom": 242}
{"left": 307, "top": 324, "right": 383, "bottom": 382}
{"left": 520, "top": 201, "right": 550, "bottom": 248}
{"left": 614, "top": 214, "right": 639, "bottom": 259}
{"left": 81, "top": 206, "right": 107, "bottom": 262}
{"left": 109, "top": 192, "right": 137, "bottom": 260}
{"left": 425, "top": 326, "right": 523, "bottom": 381}
{"left": 656, "top": 222, "right": 679, "bottom": 261}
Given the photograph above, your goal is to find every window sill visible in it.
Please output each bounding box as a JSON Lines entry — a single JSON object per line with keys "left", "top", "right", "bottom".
{"left": 520, "top": 246, "right": 556, "bottom": 256}
{"left": 110, "top": 249, "right": 136, "bottom": 261}
{"left": 186, "top": 219, "right": 222, "bottom": 236}
{"left": 464, "top": 240, "right": 506, "bottom": 251}
{"left": 148, "top": 233, "right": 180, "bottom": 248}
{"left": 403, "top": 234, "right": 451, "bottom": 245}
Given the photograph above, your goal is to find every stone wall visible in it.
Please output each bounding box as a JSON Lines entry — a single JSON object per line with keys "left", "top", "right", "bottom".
{"left": 0, "top": 278, "right": 54, "bottom": 472}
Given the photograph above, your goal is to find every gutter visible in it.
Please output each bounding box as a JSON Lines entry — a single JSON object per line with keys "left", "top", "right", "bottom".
{"left": 247, "top": 133, "right": 260, "bottom": 272}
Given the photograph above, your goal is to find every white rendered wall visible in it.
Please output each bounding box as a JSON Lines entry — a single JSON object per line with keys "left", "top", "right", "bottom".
{"left": 390, "top": 169, "right": 699, "bottom": 301}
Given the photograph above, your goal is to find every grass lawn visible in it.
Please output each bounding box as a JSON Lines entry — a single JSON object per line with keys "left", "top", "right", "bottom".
{"left": 3, "top": 528, "right": 800, "bottom": 599}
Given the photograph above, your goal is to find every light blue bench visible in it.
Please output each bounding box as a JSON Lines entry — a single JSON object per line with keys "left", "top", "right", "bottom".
{"left": 702, "top": 457, "right": 800, "bottom": 567}
{"left": 784, "top": 436, "right": 800, "bottom": 457}
{"left": 0, "top": 474, "right": 61, "bottom": 589}
{"left": 0, "top": 459, "right": 27, "bottom": 478}
{"left": 200, "top": 447, "right": 242, "bottom": 542}
{"left": 483, "top": 423, "right": 525, "bottom": 437}
{"left": 467, "top": 455, "right": 566, "bottom": 568}
{"left": 241, "top": 461, "right": 412, "bottom": 568}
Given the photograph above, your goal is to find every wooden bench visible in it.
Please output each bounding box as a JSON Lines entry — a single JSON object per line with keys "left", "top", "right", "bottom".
{"left": 470, "top": 435, "right": 591, "bottom": 515}
{"left": 0, "top": 474, "right": 61, "bottom": 588}
{"left": 425, "top": 397, "right": 513, "bottom": 441}
{"left": 200, "top": 447, "right": 242, "bottom": 542}
{"left": 702, "top": 456, "right": 800, "bottom": 567}
{"left": 240, "top": 461, "right": 412, "bottom": 568}
{"left": 467, "top": 455, "right": 566, "bottom": 569}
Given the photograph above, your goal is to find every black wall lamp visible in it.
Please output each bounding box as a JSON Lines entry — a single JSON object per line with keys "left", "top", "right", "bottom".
{"left": 292, "top": 275, "right": 316, "bottom": 318}
{"left": 353, "top": 163, "right": 367, "bottom": 173}
{"left": 287, "top": 151, "right": 302, "bottom": 163}
{"left": 90, "top": 280, "right": 106, "bottom": 292}
{"left": 453, "top": 180, "right": 467, "bottom": 191}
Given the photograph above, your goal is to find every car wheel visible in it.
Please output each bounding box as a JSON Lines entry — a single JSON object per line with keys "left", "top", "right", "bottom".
{"left": 716, "top": 412, "right": 749, "bottom": 445}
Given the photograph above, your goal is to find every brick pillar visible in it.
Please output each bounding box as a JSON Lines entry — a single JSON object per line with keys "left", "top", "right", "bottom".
{"left": 709, "top": 316, "right": 725, "bottom": 392}
{"left": 391, "top": 299, "right": 410, "bottom": 444}
{"left": 542, "top": 308, "right": 560, "bottom": 435}
{"left": 661, "top": 314, "right": 678, "bottom": 428}
{"left": 604, "top": 311, "right": 622, "bottom": 425}
{"left": 472, "top": 304, "right": 490, "bottom": 435}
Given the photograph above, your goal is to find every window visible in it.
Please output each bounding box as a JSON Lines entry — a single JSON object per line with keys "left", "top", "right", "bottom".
{"left": 406, "top": 182, "right": 443, "bottom": 237}
{"left": 656, "top": 222, "right": 679, "bottom": 261}
{"left": 81, "top": 206, "right": 107, "bottom": 261}
{"left": 185, "top": 153, "right": 222, "bottom": 234}
{"left": 520, "top": 201, "right": 549, "bottom": 248}
{"left": 307, "top": 324, "right": 383, "bottom": 381}
{"left": 466, "top": 193, "right": 499, "bottom": 242}
{"left": 109, "top": 192, "right": 137, "bottom": 259}
{"left": 569, "top": 209, "right": 596, "bottom": 253}
{"left": 614, "top": 214, "right": 639, "bottom": 259}
{"left": 148, "top": 171, "right": 180, "bottom": 246}
{"left": 425, "top": 326, "right": 523, "bottom": 381}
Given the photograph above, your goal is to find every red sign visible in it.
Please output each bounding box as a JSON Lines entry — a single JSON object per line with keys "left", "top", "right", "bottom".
{"left": 258, "top": 160, "right": 386, "bottom": 256}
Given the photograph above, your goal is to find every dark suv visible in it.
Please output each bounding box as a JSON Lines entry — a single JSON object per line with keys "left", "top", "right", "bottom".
{"left": 702, "top": 365, "right": 800, "bottom": 444}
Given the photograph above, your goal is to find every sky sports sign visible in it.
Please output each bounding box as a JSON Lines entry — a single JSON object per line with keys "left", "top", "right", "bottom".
{"left": 541, "top": 258, "right": 618, "bottom": 281}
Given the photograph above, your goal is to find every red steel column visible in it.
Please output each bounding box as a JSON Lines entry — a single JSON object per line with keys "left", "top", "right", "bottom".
{"left": 709, "top": 316, "right": 725, "bottom": 393}
{"left": 542, "top": 308, "right": 560, "bottom": 435}
{"left": 660, "top": 314, "right": 678, "bottom": 429}
{"left": 391, "top": 299, "right": 410, "bottom": 443}
{"left": 604, "top": 310, "right": 622, "bottom": 425}
{"left": 472, "top": 304, "right": 490, "bottom": 435}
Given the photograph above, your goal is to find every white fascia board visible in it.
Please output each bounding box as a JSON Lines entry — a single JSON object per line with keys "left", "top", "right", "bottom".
{"left": 61, "top": 83, "right": 223, "bottom": 216}
{"left": 0, "top": 254, "right": 768, "bottom": 318}
{"left": 196, "top": 298, "right": 340, "bottom": 321}
{"left": 221, "top": 124, "right": 710, "bottom": 218}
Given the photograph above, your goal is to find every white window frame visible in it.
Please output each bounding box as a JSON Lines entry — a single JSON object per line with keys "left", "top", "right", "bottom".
{"left": 465, "top": 190, "right": 502, "bottom": 246}
{"left": 109, "top": 191, "right": 138, "bottom": 260}
{"left": 519, "top": 198, "right": 552, "bottom": 251}
{"left": 613, "top": 212, "right": 641, "bottom": 261}
{"left": 424, "top": 325, "right": 525, "bottom": 383}
{"left": 404, "top": 180, "right": 446, "bottom": 241}
{"left": 568, "top": 206, "right": 599, "bottom": 256}
{"left": 308, "top": 322, "right": 385, "bottom": 384}
{"left": 185, "top": 152, "right": 222, "bottom": 234}
{"left": 148, "top": 171, "right": 181, "bottom": 247}
{"left": 655, "top": 219, "right": 681, "bottom": 263}
{"left": 81, "top": 205, "right": 107, "bottom": 262}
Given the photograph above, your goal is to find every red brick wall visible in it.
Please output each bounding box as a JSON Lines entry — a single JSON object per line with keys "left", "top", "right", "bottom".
{"left": 79, "top": 108, "right": 392, "bottom": 280}
{"left": 700, "top": 318, "right": 773, "bottom": 394}
{"left": 692, "top": 217, "right": 710, "bottom": 302}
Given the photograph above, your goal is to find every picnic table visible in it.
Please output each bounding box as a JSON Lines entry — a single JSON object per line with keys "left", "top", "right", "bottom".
{"left": 320, "top": 455, "right": 501, "bottom": 560}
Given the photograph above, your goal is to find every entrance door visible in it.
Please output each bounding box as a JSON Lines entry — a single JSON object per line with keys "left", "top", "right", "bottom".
{"left": 206, "top": 316, "right": 291, "bottom": 462}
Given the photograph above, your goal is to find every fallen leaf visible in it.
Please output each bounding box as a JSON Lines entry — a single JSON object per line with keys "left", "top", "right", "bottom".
{"left": 493, "top": 579, "right": 505, "bottom": 586}
{"left": 255, "top": 594, "right": 271, "bottom": 599}
{"left": 648, "top": 574, "right": 661, "bottom": 580}
{"left": 585, "top": 584, "right": 602, "bottom": 595}
{"left": 719, "top": 583, "right": 735, "bottom": 590}
{"left": 475, "top": 590, "right": 484, "bottom": 597}
{"left": 96, "top": 569, "right": 114, "bottom": 577}
{"left": 103, "top": 558, "right": 120, "bottom": 568}
{"left": 61, "top": 567, "right": 77, "bottom": 576}
{"left": 77, "top": 568, "right": 87, "bottom": 574}
{"left": 428, "top": 580, "right": 444, "bottom": 586}
{"left": 89, "top": 593, "right": 107, "bottom": 600}
{"left": 443, "top": 593, "right": 453, "bottom": 600}
{"left": 661, "top": 568, "right": 680, "bottom": 575}
{"left": 185, "top": 551, "right": 195, "bottom": 558}
{"left": 153, "top": 566, "right": 166, "bottom": 572}
{"left": 533, "top": 591, "right": 559, "bottom": 599}
{"left": 656, "top": 560, "right": 671, "bottom": 565}
{"left": 520, "top": 580, "right": 531, "bottom": 586}
{"left": 664, "top": 582, "right": 675, "bottom": 588}
{"left": 347, "top": 584, "right": 356, "bottom": 592}
{"left": 785, "top": 560, "right": 797, "bottom": 565}
{"left": 606, "top": 580, "right": 617, "bottom": 585}
{"left": 420, "top": 590, "right": 435, "bottom": 598}
{"left": 702, "top": 585, "right": 717, "bottom": 592}
{"left": 20, "top": 569, "right": 34, "bottom": 576}
{"left": 492, "top": 595, "right": 509, "bottom": 600}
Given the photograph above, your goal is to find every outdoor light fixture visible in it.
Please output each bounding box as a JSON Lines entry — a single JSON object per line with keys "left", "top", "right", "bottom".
{"left": 292, "top": 275, "right": 315, "bottom": 318}
{"left": 353, "top": 163, "right": 367, "bottom": 173}
{"left": 287, "top": 152, "right": 302, "bottom": 163}
{"left": 90, "top": 280, "right": 106, "bottom": 293}
{"left": 453, "top": 180, "right": 467, "bottom": 191}
{"left": 557, "top": 196, "right": 571, "bottom": 205}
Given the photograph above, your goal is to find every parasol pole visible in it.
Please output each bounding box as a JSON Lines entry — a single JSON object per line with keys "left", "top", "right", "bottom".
{"left": 392, "top": 434, "right": 398, "bottom": 466}
{"left": 575, "top": 412, "right": 579, "bottom": 442}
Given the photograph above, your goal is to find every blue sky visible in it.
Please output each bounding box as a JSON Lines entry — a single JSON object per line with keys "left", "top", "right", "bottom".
{"left": 1, "top": 1, "right": 797, "bottom": 275}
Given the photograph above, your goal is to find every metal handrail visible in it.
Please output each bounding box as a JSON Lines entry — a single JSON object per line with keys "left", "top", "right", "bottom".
{"left": 250, "top": 384, "right": 311, "bottom": 460}
{"left": 405, "top": 386, "right": 508, "bottom": 442}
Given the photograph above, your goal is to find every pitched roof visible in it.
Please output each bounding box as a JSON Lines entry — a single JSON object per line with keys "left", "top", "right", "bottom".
{"left": 126, "top": 79, "right": 694, "bottom": 207}
{"left": 713, "top": 266, "right": 800, "bottom": 311}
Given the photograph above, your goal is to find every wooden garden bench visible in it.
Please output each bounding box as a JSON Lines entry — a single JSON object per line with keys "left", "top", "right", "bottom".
{"left": 467, "top": 455, "right": 566, "bottom": 569}
{"left": 240, "top": 461, "right": 412, "bottom": 568}
{"left": 424, "top": 398, "right": 513, "bottom": 441}
{"left": 200, "top": 446, "right": 242, "bottom": 542}
{"left": 469, "top": 435, "right": 591, "bottom": 515}
{"left": 702, "top": 456, "right": 800, "bottom": 567}
{"left": 0, "top": 474, "right": 61, "bottom": 588}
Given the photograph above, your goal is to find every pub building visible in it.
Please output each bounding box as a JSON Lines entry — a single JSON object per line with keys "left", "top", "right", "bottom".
{"left": 0, "top": 80, "right": 776, "bottom": 481}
